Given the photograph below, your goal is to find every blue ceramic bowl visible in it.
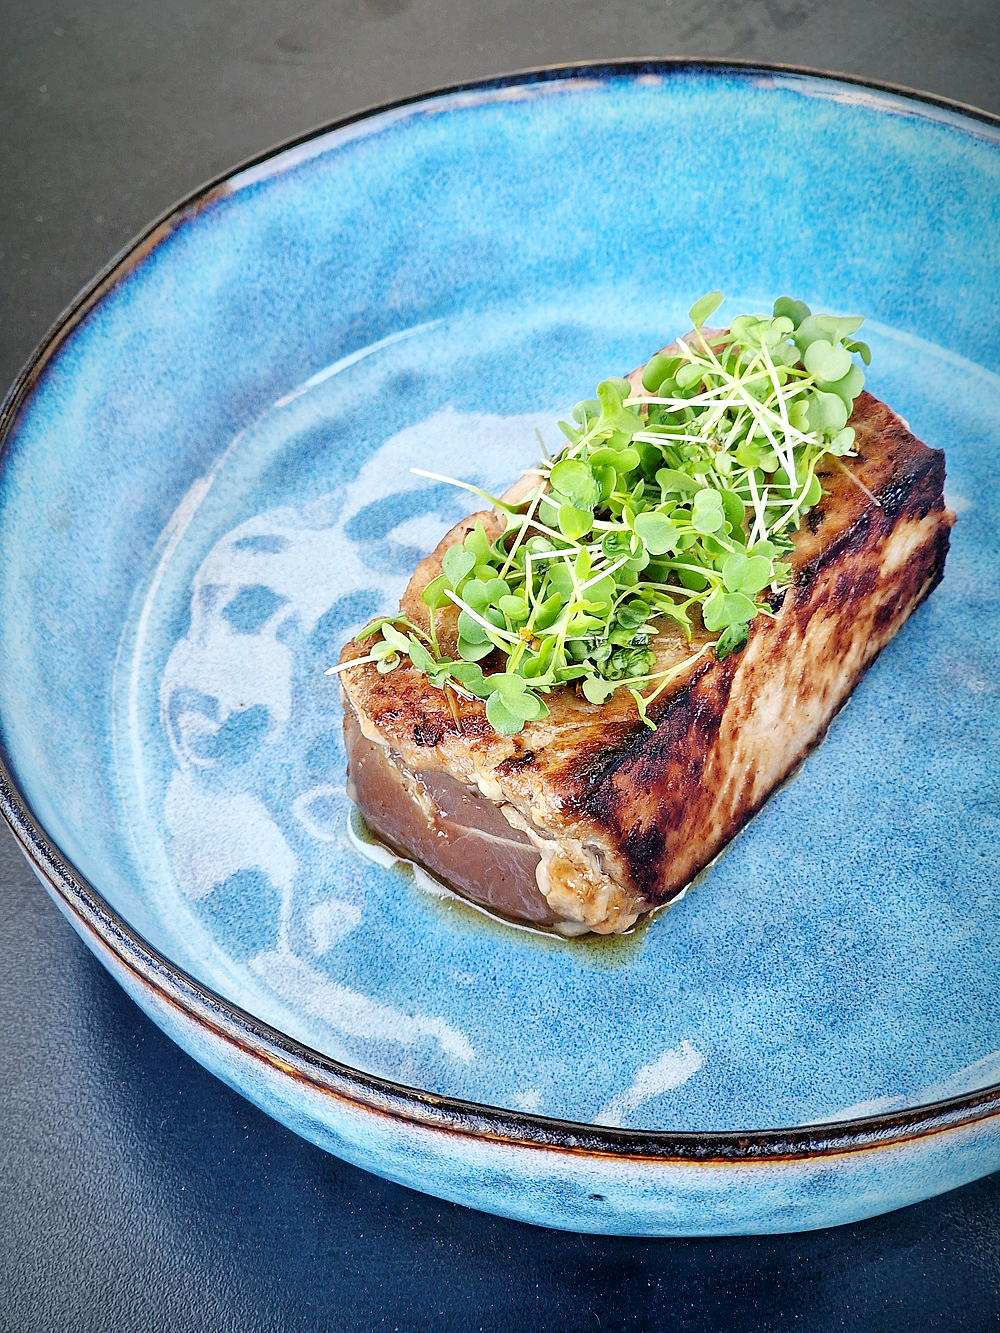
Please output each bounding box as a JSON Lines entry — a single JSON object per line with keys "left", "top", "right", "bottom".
{"left": 2, "top": 61, "right": 1000, "bottom": 1236}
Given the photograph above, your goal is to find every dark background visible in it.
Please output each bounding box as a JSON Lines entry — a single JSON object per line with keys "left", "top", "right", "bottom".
{"left": 3, "top": 4, "right": 1000, "bottom": 1330}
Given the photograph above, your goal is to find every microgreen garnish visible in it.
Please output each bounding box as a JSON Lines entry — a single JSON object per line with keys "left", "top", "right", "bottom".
{"left": 331, "top": 295, "right": 870, "bottom": 735}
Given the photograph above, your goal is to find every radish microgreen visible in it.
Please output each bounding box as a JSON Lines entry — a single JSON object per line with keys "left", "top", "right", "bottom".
{"left": 332, "top": 294, "right": 870, "bottom": 735}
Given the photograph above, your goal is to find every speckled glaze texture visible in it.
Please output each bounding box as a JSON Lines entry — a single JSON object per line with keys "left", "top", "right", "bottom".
{"left": 1, "top": 63, "right": 999, "bottom": 1234}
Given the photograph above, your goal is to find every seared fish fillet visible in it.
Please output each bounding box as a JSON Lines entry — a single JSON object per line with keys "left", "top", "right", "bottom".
{"left": 339, "top": 388, "right": 953, "bottom": 935}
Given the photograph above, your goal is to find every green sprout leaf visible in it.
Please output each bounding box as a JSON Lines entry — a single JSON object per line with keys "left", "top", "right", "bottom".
{"left": 463, "top": 519, "right": 495, "bottom": 564}
{"left": 721, "top": 552, "right": 772, "bottom": 595}
{"left": 772, "top": 296, "right": 811, "bottom": 328}
{"left": 442, "top": 546, "right": 476, "bottom": 587}
{"left": 691, "top": 489, "right": 726, "bottom": 534}
{"left": 806, "top": 390, "right": 850, "bottom": 435}
{"left": 702, "top": 589, "right": 759, "bottom": 632}
{"left": 582, "top": 675, "right": 618, "bottom": 705}
{"left": 803, "top": 339, "right": 852, "bottom": 383}
{"left": 380, "top": 623, "right": 411, "bottom": 654}
{"left": 421, "top": 573, "right": 451, "bottom": 612}
{"left": 485, "top": 693, "right": 524, "bottom": 735}
{"left": 633, "top": 510, "right": 679, "bottom": 555}
{"left": 689, "top": 290, "right": 724, "bottom": 330}
{"left": 596, "top": 378, "right": 644, "bottom": 435}
{"left": 549, "top": 458, "right": 600, "bottom": 510}
{"left": 557, "top": 503, "right": 593, "bottom": 541}
{"left": 715, "top": 621, "right": 751, "bottom": 659}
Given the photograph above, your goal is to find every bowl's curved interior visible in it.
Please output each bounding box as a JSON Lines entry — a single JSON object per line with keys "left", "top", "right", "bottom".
{"left": 1, "top": 65, "right": 999, "bottom": 1134}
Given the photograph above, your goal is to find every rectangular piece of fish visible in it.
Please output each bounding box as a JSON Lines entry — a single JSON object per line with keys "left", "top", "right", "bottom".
{"left": 338, "top": 388, "right": 953, "bottom": 935}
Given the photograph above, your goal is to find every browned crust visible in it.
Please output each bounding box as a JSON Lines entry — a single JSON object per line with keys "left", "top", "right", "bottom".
{"left": 577, "top": 418, "right": 951, "bottom": 901}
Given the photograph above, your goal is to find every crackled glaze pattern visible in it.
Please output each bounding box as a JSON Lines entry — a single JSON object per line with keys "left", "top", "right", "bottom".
{"left": 1, "top": 64, "right": 999, "bottom": 1233}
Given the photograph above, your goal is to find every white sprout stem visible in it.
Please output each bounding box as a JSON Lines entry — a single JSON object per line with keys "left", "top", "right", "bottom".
{"left": 830, "top": 454, "right": 882, "bottom": 508}
{"left": 746, "top": 467, "right": 770, "bottom": 546}
{"left": 743, "top": 347, "right": 799, "bottom": 487}
{"left": 636, "top": 639, "right": 716, "bottom": 706}
{"left": 578, "top": 554, "right": 630, "bottom": 592}
{"left": 523, "top": 546, "right": 579, "bottom": 563}
{"left": 631, "top": 430, "right": 718, "bottom": 447}
{"left": 626, "top": 375, "right": 750, "bottom": 413}
{"left": 627, "top": 367, "right": 800, "bottom": 413}
{"left": 735, "top": 387, "right": 797, "bottom": 487}
{"left": 722, "top": 356, "right": 818, "bottom": 444}
{"left": 498, "top": 482, "right": 545, "bottom": 580}
{"left": 513, "top": 499, "right": 578, "bottom": 546}
{"left": 409, "top": 468, "right": 511, "bottom": 512}
{"left": 768, "top": 464, "right": 818, "bottom": 535}
{"left": 758, "top": 341, "right": 797, "bottom": 479}
{"left": 740, "top": 389, "right": 819, "bottom": 453}
{"left": 443, "top": 590, "right": 522, "bottom": 645}
{"left": 325, "top": 652, "right": 378, "bottom": 676}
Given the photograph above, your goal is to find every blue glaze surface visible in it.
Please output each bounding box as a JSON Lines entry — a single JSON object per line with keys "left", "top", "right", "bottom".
{"left": 1, "top": 64, "right": 999, "bottom": 1231}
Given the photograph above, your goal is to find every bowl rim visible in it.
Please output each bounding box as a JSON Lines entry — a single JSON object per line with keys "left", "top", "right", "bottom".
{"left": 3, "top": 57, "right": 999, "bottom": 1165}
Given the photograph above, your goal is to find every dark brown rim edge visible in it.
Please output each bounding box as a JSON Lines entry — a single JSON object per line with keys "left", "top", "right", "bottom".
{"left": 2, "top": 59, "right": 1000, "bottom": 1166}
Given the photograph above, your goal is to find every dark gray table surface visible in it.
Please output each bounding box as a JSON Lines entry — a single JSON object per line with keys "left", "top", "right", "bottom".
{"left": 3, "top": 4, "right": 1000, "bottom": 1331}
